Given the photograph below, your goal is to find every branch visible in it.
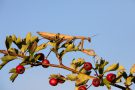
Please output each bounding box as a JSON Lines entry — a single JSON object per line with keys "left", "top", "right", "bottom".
{"left": 31, "top": 62, "right": 95, "bottom": 79}
{"left": 111, "top": 83, "right": 127, "bottom": 90}
{"left": 0, "top": 50, "right": 24, "bottom": 58}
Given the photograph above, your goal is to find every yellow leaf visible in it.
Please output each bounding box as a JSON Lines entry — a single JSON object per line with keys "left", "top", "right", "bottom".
{"left": 76, "top": 73, "right": 94, "bottom": 86}
{"left": 35, "top": 43, "right": 47, "bottom": 52}
{"left": 130, "top": 64, "right": 135, "bottom": 74}
{"left": 70, "top": 63, "right": 76, "bottom": 70}
{"left": 116, "top": 72, "right": 123, "bottom": 83}
{"left": 66, "top": 74, "right": 77, "bottom": 81}
{"left": 26, "top": 32, "right": 32, "bottom": 44}
{"left": 125, "top": 76, "right": 134, "bottom": 86}
{"left": 104, "top": 63, "right": 119, "bottom": 72}
{"left": 65, "top": 43, "right": 74, "bottom": 52}
{"left": 118, "top": 65, "right": 125, "bottom": 72}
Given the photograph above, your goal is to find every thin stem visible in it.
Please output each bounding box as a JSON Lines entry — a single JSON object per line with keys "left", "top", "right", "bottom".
{"left": 87, "top": 83, "right": 92, "bottom": 89}
{"left": 46, "top": 50, "right": 52, "bottom": 59}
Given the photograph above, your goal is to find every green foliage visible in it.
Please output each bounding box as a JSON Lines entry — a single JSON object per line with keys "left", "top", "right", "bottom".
{"left": 0, "top": 32, "right": 135, "bottom": 90}
{"left": 66, "top": 74, "right": 77, "bottom": 81}
{"left": 10, "top": 73, "right": 18, "bottom": 82}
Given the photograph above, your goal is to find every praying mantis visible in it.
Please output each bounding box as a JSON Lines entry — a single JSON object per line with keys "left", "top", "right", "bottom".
{"left": 37, "top": 32, "right": 91, "bottom": 50}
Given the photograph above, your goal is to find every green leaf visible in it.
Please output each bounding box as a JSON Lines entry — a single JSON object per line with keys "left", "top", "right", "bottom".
{"left": 9, "top": 68, "right": 16, "bottom": 73}
{"left": 103, "top": 78, "right": 111, "bottom": 89}
{"left": 79, "top": 68, "right": 87, "bottom": 74}
{"left": 98, "top": 59, "right": 109, "bottom": 74}
{"left": 11, "top": 34, "right": 17, "bottom": 41}
{"left": 0, "top": 65, "right": 3, "bottom": 70}
{"left": 116, "top": 71, "right": 123, "bottom": 83}
{"left": 122, "top": 72, "right": 128, "bottom": 79}
{"left": 8, "top": 48, "right": 18, "bottom": 55}
{"left": 1, "top": 55, "right": 17, "bottom": 62}
{"left": 72, "top": 58, "right": 85, "bottom": 67}
{"left": 30, "top": 36, "right": 38, "bottom": 43}
{"left": 14, "top": 37, "right": 22, "bottom": 49}
{"left": 10, "top": 73, "right": 18, "bottom": 82}
{"left": 26, "top": 32, "right": 32, "bottom": 44}
{"left": 15, "top": 37, "right": 22, "bottom": 44}
{"left": 59, "top": 50, "right": 65, "bottom": 58}
{"left": 65, "top": 43, "right": 74, "bottom": 52}
{"left": 21, "top": 45, "right": 28, "bottom": 53}
{"left": 48, "top": 42, "right": 57, "bottom": 47}
{"left": 0, "top": 61, "right": 9, "bottom": 70}
{"left": 70, "top": 63, "right": 77, "bottom": 70}
{"left": 35, "top": 43, "right": 47, "bottom": 52}
{"left": 104, "top": 63, "right": 119, "bottom": 72}
{"left": 124, "top": 76, "right": 134, "bottom": 86}
{"left": 76, "top": 74, "right": 93, "bottom": 86}
{"left": 130, "top": 64, "right": 135, "bottom": 74}
{"left": 66, "top": 74, "right": 77, "bottom": 81}
{"left": 5, "top": 36, "right": 13, "bottom": 49}
{"left": 34, "top": 55, "right": 41, "bottom": 62}
{"left": 0, "top": 55, "right": 17, "bottom": 70}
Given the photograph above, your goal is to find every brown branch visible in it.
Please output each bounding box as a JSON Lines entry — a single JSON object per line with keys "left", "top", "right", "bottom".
{"left": 0, "top": 50, "right": 24, "bottom": 58}
{"left": 31, "top": 62, "right": 95, "bottom": 79}
{"left": 111, "top": 83, "right": 127, "bottom": 90}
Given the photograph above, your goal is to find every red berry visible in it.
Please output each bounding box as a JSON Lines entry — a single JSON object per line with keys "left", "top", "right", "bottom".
{"left": 106, "top": 73, "right": 116, "bottom": 82}
{"left": 16, "top": 65, "right": 25, "bottom": 74}
{"left": 49, "top": 78, "right": 58, "bottom": 86}
{"left": 78, "top": 85, "right": 87, "bottom": 90}
{"left": 92, "top": 78, "right": 100, "bottom": 87}
{"left": 83, "top": 62, "right": 92, "bottom": 71}
{"left": 35, "top": 53, "right": 44, "bottom": 60}
{"left": 42, "top": 59, "right": 50, "bottom": 68}
{"left": 58, "top": 75, "right": 65, "bottom": 84}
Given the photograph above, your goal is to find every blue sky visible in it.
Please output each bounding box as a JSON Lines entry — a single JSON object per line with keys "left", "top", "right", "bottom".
{"left": 0, "top": 0, "right": 135, "bottom": 90}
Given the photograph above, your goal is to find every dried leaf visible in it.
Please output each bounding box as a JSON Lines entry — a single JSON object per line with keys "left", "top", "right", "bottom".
{"left": 81, "top": 49, "right": 96, "bottom": 56}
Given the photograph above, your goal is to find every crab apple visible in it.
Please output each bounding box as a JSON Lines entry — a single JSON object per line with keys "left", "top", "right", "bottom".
{"left": 92, "top": 78, "right": 100, "bottom": 87}
{"left": 16, "top": 65, "right": 25, "bottom": 74}
{"left": 106, "top": 73, "right": 116, "bottom": 82}
{"left": 78, "top": 85, "right": 87, "bottom": 90}
{"left": 83, "top": 62, "right": 92, "bottom": 71}
{"left": 35, "top": 53, "right": 44, "bottom": 60}
{"left": 42, "top": 59, "right": 50, "bottom": 68}
{"left": 58, "top": 75, "right": 65, "bottom": 84}
{"left": 49, "top": 78, "right": 58, "bottom": 86}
